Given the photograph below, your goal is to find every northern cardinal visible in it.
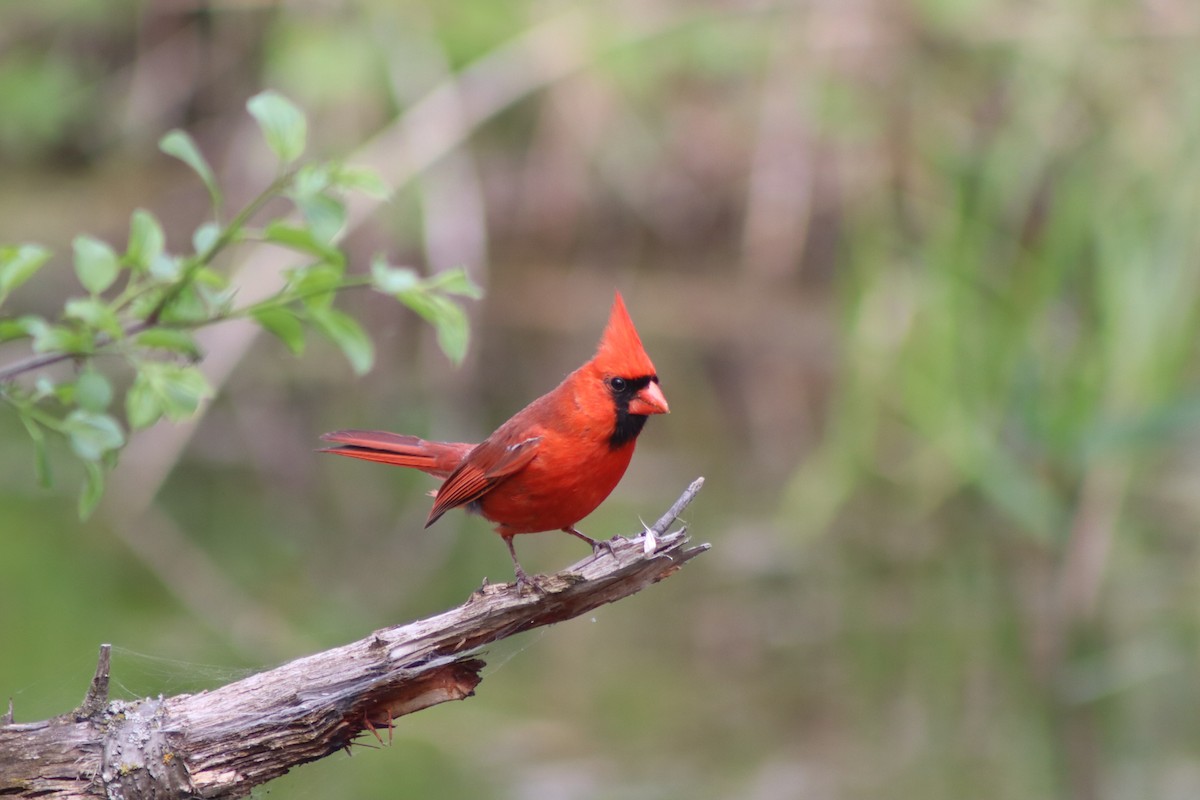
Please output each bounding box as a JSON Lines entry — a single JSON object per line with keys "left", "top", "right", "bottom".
{"left": 320, "top": 292, "right": 669, "bottom": 586}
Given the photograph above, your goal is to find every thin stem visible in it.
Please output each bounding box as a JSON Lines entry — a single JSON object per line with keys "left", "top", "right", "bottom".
{"left": 0, "top": 389, "right": 69, "bottom": 432}
{"left": 143, "top": 171, "right": 294, "bottom": 326}
{"left": 0, "top": 321, "right": 152, "bottom": 384}
{"left": 0, "top": 172, "right": 298, "bottom": 386}
{"left": 0, "top": 276, "right": 374, "bottom": 385}
{"left": 227, "top": 276, "right": 373, "bottom": 320}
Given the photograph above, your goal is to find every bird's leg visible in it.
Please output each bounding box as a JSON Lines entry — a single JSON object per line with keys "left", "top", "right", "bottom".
{"left": 563, "top": 526, "right": 616, "bottom": 558}
{"left": 502, "top": 534, "right": 537, "bottom": 590}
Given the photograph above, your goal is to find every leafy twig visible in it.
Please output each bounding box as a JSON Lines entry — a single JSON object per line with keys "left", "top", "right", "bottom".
{"left": 0, "top": 91, "right": 481, "bottom": 517}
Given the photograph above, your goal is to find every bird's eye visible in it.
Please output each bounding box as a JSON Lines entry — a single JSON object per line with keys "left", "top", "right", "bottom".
{"left": 609, "top": 376, "right": 627, "bottom": 393}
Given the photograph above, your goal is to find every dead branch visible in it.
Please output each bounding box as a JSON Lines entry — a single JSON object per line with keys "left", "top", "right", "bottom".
{"left": 0, "top": 479, "right": 707, "bottom": 800}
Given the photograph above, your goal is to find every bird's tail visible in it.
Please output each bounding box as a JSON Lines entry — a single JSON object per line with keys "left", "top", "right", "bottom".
{"left": 318, "top": 430, "right": 473, "bottom": 479}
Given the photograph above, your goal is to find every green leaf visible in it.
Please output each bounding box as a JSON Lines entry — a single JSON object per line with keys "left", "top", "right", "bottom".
{"left": 158, "top": 284, "right": 207, "bottom": 323}
{"left": 370, "top": 259, "right": 419, "bottom": 294}
{"left": 64, "top": 297, "right": 122, "bottom": 338}
{"left": 30, "top": 322, "right": 92, "bottom": 355}
{"left": 264, "top": 222, "right": 343, "bottom": 262}
{"left": 126, "top": 209, "right": 165, "bottom": 271}
{"left": 427, "top": 268, "right": 484, "bottom": 299}
{"left": 0, "top": 244, "right": 51, "bottom": 303}
{"left": 18, "top": 410, "right": 52, "bottom": 488}
{"left": 247, "top": 90, "right": 307, "bottom": 164}
{"left": 159, "top": 130, "right": 221, "bottom": 208}
{"left": 33, "top": 376, "right": 57, "bottom": 401}
{"left": 429, "top": 299, "right": 470, "bottom": 365}
{"left": 293, "top": 164, "right": 331, "bottom": 199}
{"left": 310, "top": 306, "right": 374, "bottom": 375}
{"left": 128, "top": 288, "right": 165, "bottom": 320}
{"left": 398, "top": 291, "right": 470, "bottom": 365}
{"left": 134, "top": 328, "right": 202, "bottom": 358}
{"left": 126, "top": 363, "right": 212, "bottom": 430}
{"left": 14, "top": 314, "right": 47, "bottom": 337}
{"left": 63, "top": 409, "right": 125, "bottom": 461}
{"left": 73, "top": 236, "right": 120, "bottom": 295}
{"left": 288, "top": 262, "right": 343, "bottom": 310}
{"left": 193, "top": 221, "right": 221, "bottom": 256}
{"left": 156, "top": 364, "right": 212, "bottom": 420}
{"left": 75, "top": 368, "right": 113, "bottom": 412}
{"left": 148, "top": 253, "right": 183, "bottom": 283}
{"left": 0, "top": 317, "right": 31, "bottom": 342}
{"left": 79, "top": 460, "right": 105, "bottom": 519}
{"left": 125, "top": 372, "right": 162, "bottom": 430}
{"left": 332, "top": 164, "right": 390, "bottom": 199}
{"left": 197, "top": 283, "right": 236, "bottom": 318}
{"left": 252, "top": 307, "right": 306, "bottom": 355}
{"left": 370, "top": 264, "right": 479, "bottom": 363}
{"left": 192, "top": 266, "right": 228, "bottom": 288}
{"left": 295, "top": 192, "right": 346, "bottom": 244}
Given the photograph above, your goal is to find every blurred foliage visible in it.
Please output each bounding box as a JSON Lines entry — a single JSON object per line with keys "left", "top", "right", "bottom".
{"left": 3, "top": 1, "right": 1200, "bottom": 799}
{"left": 0, "top": 91, "right": 478, "bottom": 516}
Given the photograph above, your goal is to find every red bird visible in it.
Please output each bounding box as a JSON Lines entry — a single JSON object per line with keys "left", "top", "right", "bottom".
{"left": 320, "top": 292, "right": 669, "bottom": 586}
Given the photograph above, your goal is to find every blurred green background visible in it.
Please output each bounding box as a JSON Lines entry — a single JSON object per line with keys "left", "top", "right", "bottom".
{"left": 3, "top": 1, "right": 1200, "bottom": 798}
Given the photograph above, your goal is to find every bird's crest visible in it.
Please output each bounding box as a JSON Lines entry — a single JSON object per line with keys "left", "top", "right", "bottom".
{"left": 594, "top": 292, "right": 656, "bottom": 377}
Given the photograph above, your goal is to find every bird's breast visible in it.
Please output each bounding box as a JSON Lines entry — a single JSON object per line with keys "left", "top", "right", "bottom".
{"left": 477, "top": 433, "right": 636, "bottom": 534}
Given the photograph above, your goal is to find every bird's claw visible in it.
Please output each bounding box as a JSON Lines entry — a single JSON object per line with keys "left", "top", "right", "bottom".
{"left": 563, "top": 526, "right": 619, "bottom": 559}
{"left": 512, "top": 569, "right": 545, "bottom": 594}
{"left": 591, "top": 538, "right": 618, "bottom": 558}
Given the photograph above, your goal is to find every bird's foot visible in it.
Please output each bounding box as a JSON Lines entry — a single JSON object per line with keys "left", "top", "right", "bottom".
{"left": 564, "top": 526, "right": 617, "bottom": 559}
{"left": 512, "top": 566, "right": 545, "bottom": 594}
{"left": 590, "top": 538, "right": 617, "bottom": 558}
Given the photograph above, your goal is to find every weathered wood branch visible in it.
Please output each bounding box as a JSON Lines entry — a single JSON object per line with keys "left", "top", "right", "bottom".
{"left": 0, "top": 478, "right": 707, "bottom": 800}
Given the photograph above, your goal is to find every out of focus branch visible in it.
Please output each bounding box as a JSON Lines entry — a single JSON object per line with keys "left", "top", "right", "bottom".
{"left": 0, "top": 479, "right": 707, "bottom": 800}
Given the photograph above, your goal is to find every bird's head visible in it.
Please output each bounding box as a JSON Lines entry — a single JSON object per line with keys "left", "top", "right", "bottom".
{"left": 590, "top": 292, "right": 669, "bottom": 447}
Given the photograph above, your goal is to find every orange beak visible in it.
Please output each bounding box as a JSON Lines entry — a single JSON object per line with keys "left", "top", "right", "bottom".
{"left": 629, "top": 380, "right": 669, "bottom": 416}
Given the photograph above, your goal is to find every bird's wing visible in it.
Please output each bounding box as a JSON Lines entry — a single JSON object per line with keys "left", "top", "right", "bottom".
{"left": 426, "top": 435, "right": 541, "bottom": 526}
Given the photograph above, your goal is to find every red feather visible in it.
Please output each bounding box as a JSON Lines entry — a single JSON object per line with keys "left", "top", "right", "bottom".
{"left": 319, "top": 430, "right": 471, "bottom": 479}
{"left": 320, "top": 292, "right": 668, "bottom": 586}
